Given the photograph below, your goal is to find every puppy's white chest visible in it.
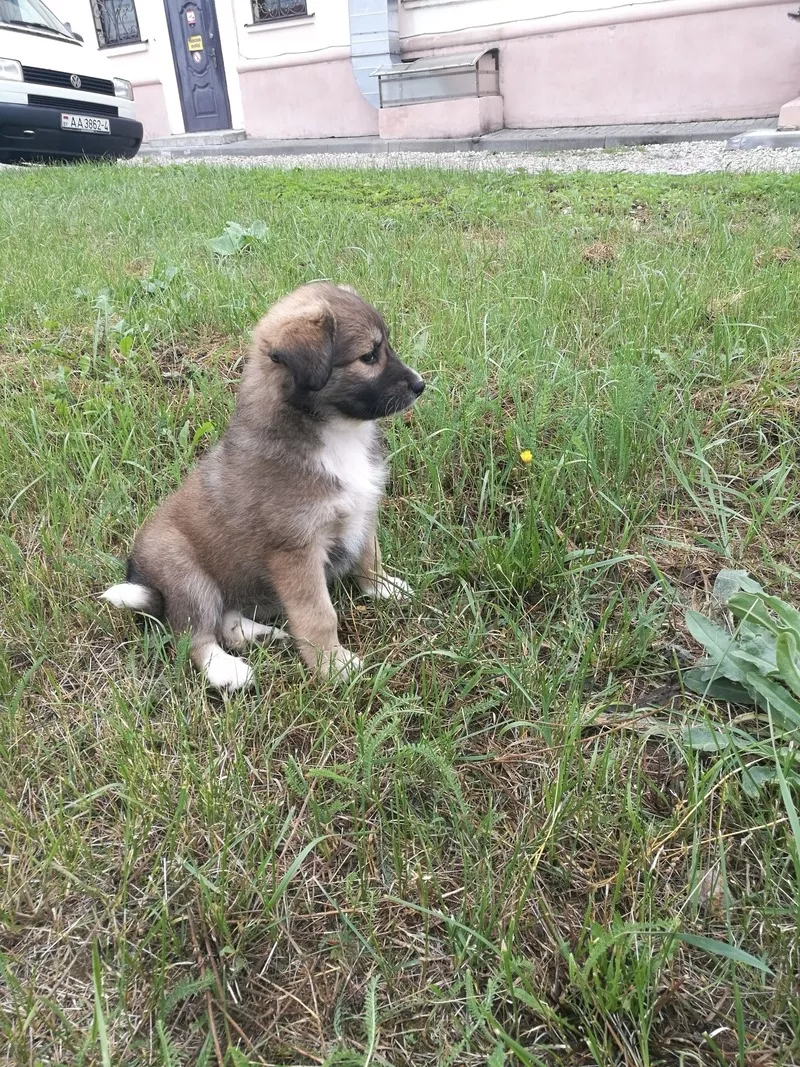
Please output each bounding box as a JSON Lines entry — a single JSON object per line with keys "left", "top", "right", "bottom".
{"left": 319, "top": 422, "right": 385, "bottom": 511}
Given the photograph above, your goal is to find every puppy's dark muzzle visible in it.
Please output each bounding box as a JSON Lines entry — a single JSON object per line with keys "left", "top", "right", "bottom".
{"left": 409, "top": 377, "right": 425, "bottom": 396}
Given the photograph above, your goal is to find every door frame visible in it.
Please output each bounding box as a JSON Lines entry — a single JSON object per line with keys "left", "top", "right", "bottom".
{"left": 163, "top": 0, "right": 232, "bottom": 133}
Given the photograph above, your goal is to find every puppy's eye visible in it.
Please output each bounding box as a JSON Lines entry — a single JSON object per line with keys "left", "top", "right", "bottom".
{"left": 360, "top": 347, "right": 380, "bottom": 365}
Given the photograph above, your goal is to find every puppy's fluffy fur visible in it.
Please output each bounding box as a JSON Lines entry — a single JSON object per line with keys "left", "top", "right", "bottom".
{"left": 101, "top": 282, "right": 424, "bottom": 690}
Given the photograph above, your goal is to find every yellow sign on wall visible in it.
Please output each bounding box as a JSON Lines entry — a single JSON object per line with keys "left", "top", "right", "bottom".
{"left": 187, "top": 35, "right": 203, "bottom": 51}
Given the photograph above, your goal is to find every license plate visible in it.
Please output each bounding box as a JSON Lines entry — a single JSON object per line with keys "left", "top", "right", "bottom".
{"left": 61, "top": 113, "right": 110, "bottom": 135}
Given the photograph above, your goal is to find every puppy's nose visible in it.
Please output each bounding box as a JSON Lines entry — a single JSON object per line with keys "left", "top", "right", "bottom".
{"left": 410, "top": 376, "right": 425, "bottom": 396}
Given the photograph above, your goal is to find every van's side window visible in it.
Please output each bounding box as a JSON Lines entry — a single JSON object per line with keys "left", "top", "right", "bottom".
{"left": 90, "top": 0, "right": 141, "bottom": 48}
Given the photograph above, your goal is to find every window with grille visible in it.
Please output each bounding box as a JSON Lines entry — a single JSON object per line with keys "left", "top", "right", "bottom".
{"left": 90, "top": 0, "right": 141, "bottom": 48}
{"left": 251, "top": 0, "right": 308, "bottom": 22}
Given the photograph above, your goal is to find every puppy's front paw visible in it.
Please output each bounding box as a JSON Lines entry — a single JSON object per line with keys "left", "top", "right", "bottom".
{"left": 359, "top": 574, "right": 413, "bottom": 600}
{"left": 319, "top": 646, "right": 363, "bottom": 681}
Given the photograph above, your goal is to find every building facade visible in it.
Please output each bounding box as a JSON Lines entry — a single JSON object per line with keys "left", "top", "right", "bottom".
{"left": 49, "top": 0, "right": 799, "bottom": 142}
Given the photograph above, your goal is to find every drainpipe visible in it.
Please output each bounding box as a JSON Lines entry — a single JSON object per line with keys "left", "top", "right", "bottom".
{"left": 349, "top": 0, "right": 400, "bottom": 108}
{"left": 777, "top": 6, "right": 800, "bottom": 129}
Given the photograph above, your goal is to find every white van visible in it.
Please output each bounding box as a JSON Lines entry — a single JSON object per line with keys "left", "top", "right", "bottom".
{"left": 0, "top": 0, "right": 142, "bottom": 163}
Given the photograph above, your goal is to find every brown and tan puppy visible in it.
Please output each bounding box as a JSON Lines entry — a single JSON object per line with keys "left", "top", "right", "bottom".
{"left": 101, "top": 282, "right": 425, "bottom": 690}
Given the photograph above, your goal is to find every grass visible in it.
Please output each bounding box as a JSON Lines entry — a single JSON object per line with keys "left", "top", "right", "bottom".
{"left": 0, "top": 160, "right": 799, "bottom": 1066}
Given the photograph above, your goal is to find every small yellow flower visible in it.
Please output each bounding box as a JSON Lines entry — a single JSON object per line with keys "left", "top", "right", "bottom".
{"left": 519, "top": 449, "right": 533, "bottom": 464}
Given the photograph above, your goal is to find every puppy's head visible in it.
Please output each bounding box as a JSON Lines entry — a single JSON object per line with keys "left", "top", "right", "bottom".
{"left": 252, "top": 283, "right": 425, "bottom": 420}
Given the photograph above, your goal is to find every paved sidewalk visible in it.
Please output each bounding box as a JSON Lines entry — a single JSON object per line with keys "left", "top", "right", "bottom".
{"left": 138, "top": 117, "right": 777, "bottom": 160}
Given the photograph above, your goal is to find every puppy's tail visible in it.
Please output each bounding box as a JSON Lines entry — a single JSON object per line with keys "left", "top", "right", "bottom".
{"left": 101, "top": 582, "right": 160, "bottom": 613}
{"left": 101, "top": 561, "right": 163, "bottom": 617}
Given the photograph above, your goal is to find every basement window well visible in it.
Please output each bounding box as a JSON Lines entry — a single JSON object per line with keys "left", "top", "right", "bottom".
{"left": 373, "top": 47, "right": 499, "bottom": 108}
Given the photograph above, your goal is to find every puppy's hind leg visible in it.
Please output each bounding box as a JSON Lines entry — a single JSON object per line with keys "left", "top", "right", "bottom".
{"left": 158, "top": 559, "right": 255, "bottom": 693}
{"left": 192, "top": 639, "right": 255, "bottom": 692}
{"left": 221, "top": 611, "right": 289, "bottom": 650}
{"left": 353, "top": 527, "right": 412, "bottom": 600}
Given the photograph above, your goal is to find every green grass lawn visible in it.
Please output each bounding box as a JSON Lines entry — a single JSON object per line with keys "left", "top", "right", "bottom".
{"left": 1, "top": 162, "right": 799, "bottom": 1066}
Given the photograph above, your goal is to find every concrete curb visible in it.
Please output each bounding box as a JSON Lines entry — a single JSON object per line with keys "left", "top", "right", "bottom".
{"left": 727, "top": 128, "right": 800, "bottom": 150}
{"left": 137, "top": 118, "right": 778, "bottom": 160}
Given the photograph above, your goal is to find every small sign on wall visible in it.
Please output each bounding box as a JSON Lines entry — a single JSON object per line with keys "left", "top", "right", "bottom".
{"left": 187, "top": 34, "right": 203, "bottom": 51}
{"left": 186, "top": 9, "right": 196, "bottom": 24}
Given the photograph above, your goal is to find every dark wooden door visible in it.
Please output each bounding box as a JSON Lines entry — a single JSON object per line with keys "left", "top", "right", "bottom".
{"left": 164, "top": 0, "right": 231, "bottom": 133}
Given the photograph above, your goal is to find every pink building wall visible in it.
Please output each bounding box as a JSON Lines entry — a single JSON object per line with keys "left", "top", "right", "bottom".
{"left": 379, "top": 95, "right": 503, "bottom": 138}
{"left": 238, "top": 56, "right": 379, "bottom": 140}
{"left": 131, "top": 82, "right": 172, "bottom": 141}
{"left": 499, "top": 2, "right": 799, "bottom": 126}
{"left": 403, "top": 0, "right": 798, "bottom": 129}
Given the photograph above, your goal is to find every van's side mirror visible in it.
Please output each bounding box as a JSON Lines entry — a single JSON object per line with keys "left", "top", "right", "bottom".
{"left": 64, "top": 22, "right": 84, "bottom": 42}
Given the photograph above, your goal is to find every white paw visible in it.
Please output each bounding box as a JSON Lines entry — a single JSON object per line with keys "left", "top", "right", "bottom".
{"left": 245, "top": 621, "right": 290, "bottom": 643}
{"left": 221, "top": 612, "right": 290, "bottom": 649}
{"left": 203, "top": 648, "right": 255, "bottom": 692}
{"left": 320, "top": 647, "right": 363, "bottom": 681}
{"left": 359, "top": 574, "right": 412, "bottom": 600}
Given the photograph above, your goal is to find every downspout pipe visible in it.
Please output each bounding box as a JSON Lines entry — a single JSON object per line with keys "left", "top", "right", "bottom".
{"left": 349, "top": 0, "right": 400, "bottom": 108}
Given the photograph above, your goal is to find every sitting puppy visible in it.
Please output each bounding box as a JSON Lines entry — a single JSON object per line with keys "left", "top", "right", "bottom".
{"left": 101, "top": 282, "right": 425, "bottom": 691}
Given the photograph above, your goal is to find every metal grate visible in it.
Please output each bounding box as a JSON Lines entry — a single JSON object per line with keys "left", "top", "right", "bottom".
{"left": 90, "top": 0, "right": 141, "bottom": 49}
{"left": 21, "top": 66, "right": 115, "bottom": 96}
{"left": 27, "top": 94, "right": 119, "bottom": 117}
{"left": 252, "top": 0, "right": 308, "bottom": 22}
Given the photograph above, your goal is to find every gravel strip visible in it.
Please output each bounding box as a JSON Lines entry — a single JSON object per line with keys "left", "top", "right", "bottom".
{"left": 129, "top": 140, "right": 800, "bottom": 174}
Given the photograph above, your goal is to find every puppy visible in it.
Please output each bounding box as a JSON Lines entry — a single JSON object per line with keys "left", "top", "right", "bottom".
{"left": 101, "top": 282, "right": 424, "bottom": 690}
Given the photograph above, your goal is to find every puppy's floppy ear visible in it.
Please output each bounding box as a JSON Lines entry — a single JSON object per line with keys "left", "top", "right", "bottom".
{"left": 259, "top": 295, "right": 336, "bottom": 392}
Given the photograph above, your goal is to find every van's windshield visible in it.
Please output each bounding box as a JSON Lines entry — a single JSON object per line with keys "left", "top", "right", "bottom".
{"left": 0, "top": 0, "right": 74, "bottom": 40}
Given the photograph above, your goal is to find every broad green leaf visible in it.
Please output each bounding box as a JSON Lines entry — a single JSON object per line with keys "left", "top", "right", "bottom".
{"left": 210, "top": 221, "right": 267, "bottom": 257}
{"left": 754, "top": 594, "right": 800, "bottom": 638}
{"left": 741, "top": 765, "right": 778, "bottom": 798}
{"left": 686, "top": 661, "right": 717, "bottom": 679}
{"left": 728, "top": 592, "right": 780, "bottom": 634}
{"left": 681, "top": 725, "right": 732, "bottom": 752}
{"left": 744, "top": 671, "right": 800, "bottom": 733}
{"left": 683, "top": 723, "right": 757, "bottom": 752}
{"left": 682, "top": 670, "right": 755, "bottom": 705}
{"left": 684, "top": 611, "right": 745, "bottom": 681}
{"left": 775, "top": 628, "right": 800, "bottom": 700}
{"left": 713, "top": 569, "right": 762, "bottom": 605}
{"left": 731, "top": 628, "right": 778, "bottom": 675}
{"left": 208, "top": 232, "right": 240, "bottom": 256}
{"left": 673, "top": 932, "right": 771, "bottom": 974}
